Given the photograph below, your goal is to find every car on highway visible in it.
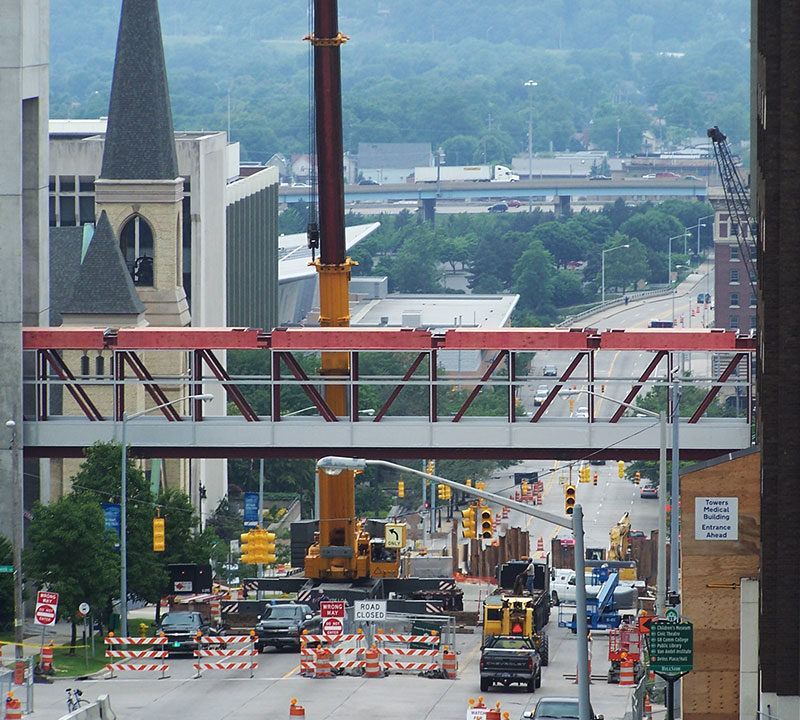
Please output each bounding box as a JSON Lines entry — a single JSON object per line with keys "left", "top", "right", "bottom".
{"left": 534, "top": 384, "right": 549, "bottom": 406}
{"left": 641, "top": 173, "right": 656, "bottom": 179}
{"left": 573, "top": 406, "right": 589, "bottom": 419}
{"left": 656, "top": 171, "right": 680, "bottom": 178}
{"left": 488, "top": 202, "right": 509, "bottom": 213}
{"left": 255, "top": 603, "right": 321, "bottom": 652}
{"left": 640, "top": 484, "right": 659, "bottom": 499}
{"left": 589, "top": 175, "right": 612, "bottom": 180}
{"left": 524, "top": 696, "right": 603, "bottom": 720}
{"left": 358, "top": 178, "right": 380, "bottom": 185}
{"left": 684, "top": 175, "right": 701, "bottom": 181}
{"left": 506, "top": 199, "right": 522, "bottom": 207}
{"left": 543, "top": 365, "right": 558, "bottom": 377}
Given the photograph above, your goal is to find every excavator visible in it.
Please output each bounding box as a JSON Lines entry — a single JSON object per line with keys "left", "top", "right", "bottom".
{"left": 608, "top": 512, "right": 631, "bottom": 561}
{"left": 246, "top": 0, "right": 460, "bottom": 612}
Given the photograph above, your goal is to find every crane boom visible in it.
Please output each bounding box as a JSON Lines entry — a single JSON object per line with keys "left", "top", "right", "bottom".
{"left": 707, "top": 126, "right": 757, "bottom": 297}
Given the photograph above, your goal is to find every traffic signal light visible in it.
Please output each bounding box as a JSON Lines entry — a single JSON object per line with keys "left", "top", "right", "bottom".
{"left": 480, "top": 507, "right": 493, "bottom": 539}
{"left": 437, "top": 483, "right": 446, "bottom": 500}
{"left": 521, "top": 480, "right": 529, "bottom": 495}
{"left": 593, "top": 472, "right": 598, "bottom": 485}
{"left": 476, "top": 481, "right": 486, "bottom": 491}
{"left": 461, "top": 506, "right": 476, "bottom": 538}
{"left": 618, "top": 461, "right": 625, "bottom": 478}
{"left": 565, "top": 484, "right": 576, "bottom": 515}
{"left": 445, "top": 484, "right": 451, "bottom": 499}
{"left": 635, "top": 472, "right": 641, "bottom": 485}
{"left": 398, "top": 481, "right": 405, "bottom": 498}
{"left": 264, "top": 530, "right": 277, "bottom": 565}
{"left": 466, "top": 477, "right": 472, "bottom": 487}
{"left": 240, "top": 530, "right": 257, "bottom": 564}
{"left": 153, "top": 517, "right": 165, "bottom": 552}
{"left": 569, "top": 397, "right": 575, "bottom": 413}
{"left": 427, "top": 460, "right": 435, "bottom": 475}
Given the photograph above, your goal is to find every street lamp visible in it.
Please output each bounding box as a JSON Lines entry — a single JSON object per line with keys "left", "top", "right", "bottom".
{"left": 667, "top": 231, "right": 690, "bottom": 285}
{"left": 524, "top": 80, "right": 538, "bottom": 212}
{"left": 316, "top": 456, "right": 593, "bottom": 720}
{"left": 692, "top": 215, "right": 714, "bottom": 256}
{"left": 601, "top": 243, "right": 630, "bottom": 306}
{"left": 435, "top": 146, "right": 445, "bottom": 197}
{"left": 6, "top": 419, "right": 23, "bottom": 660}
{"left": 672, "top": 264, "right": 689, "bottom": 324}
{"left": 119, "top": 392, "right": 213, "bottom": 636}
{"left": 284, "top": 406, "right": 375, "bottom": 417}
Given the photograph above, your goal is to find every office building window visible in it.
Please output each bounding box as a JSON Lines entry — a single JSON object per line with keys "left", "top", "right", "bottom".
{"left": 719, "top": 223, "right": 728, "bottom": 238}
{"left": 80, "top": 355, "right": 90, "bottom": 376}
{"left": 749, "top": 292, "right": 756, "bottom": 307}
{"left": 730, "top": 292, "right": 739, "bottom": 307}
{"left": 59, "top": 196, "right": 76, "bottom": 227}
{"left": 730, "top": 269, "right": 740, "bottom": 283}
{"left": 750, "top": 315, "right": 757, "bottom": 330}
{"left": 730, "top": 315, "right": 739, "bottom": 329}
{"left": 730, "top": 245, "right": 739, "bottom": 260}
{"left": 120, "top": 215, "right": 155, "bottom": 286}
{"left": 95, "top": 355, "right": 105, "bottom": 376}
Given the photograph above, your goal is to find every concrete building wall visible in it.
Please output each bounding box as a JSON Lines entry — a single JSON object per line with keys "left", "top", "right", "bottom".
{"left": 680, "top": 449, "right": 760, "bottom": 720}
{"left": 0, "top": 0, "right": 49, "bottom": 539}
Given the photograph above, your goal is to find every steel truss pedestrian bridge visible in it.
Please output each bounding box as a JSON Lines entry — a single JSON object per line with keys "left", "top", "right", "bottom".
{"left": 22, "top": 326, "right": 754, "bottom": 461}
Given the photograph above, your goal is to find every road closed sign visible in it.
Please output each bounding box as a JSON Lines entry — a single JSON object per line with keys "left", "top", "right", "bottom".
{"left": 34, "top": 590, "right": 59, "bottom": 626}
{"left": 354, "top": 600, "right": 387, "bottom": 622}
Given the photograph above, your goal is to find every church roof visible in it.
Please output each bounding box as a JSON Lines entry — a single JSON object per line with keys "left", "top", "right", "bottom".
{"left": 100, "top": 0, "right": 179, "bottom": 180}
{"left": 53, "top": 212, "right": 146, "bottom": 320}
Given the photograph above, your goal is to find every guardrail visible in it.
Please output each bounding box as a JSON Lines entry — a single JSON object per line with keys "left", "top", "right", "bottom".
{"left": 58, "top": 694, "right": 116, "bottom": 720}
{"left": 557, "top": 286, "right": 676, "bottom": 327}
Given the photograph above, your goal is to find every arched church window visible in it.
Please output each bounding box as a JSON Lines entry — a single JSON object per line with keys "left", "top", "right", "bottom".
{"left": 120, "top": 215, "right": 155, "bottom": 286}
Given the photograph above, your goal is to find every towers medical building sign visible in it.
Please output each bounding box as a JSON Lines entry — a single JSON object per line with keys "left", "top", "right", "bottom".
{"left": 695, "top": 496, "right": 738, "bottom": 541}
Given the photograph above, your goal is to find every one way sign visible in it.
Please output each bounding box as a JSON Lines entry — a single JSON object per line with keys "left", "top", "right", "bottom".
{"left": 384, "top": 523, "right": 406, "bottom": 549}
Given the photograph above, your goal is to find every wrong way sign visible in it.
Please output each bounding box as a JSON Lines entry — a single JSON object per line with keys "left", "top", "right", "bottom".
{"left": 34, "top": 590, "right": 59, "bottom": 627}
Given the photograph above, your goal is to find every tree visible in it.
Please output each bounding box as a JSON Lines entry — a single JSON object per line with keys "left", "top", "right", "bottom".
{"left": 601, "top": 235, "right": 649, "bottom": 293}
{"left": 548, "top": 269, "right": 585, "bottom": 307}
{"left": 531, "top": 221, "right": 587, "bottom": 268}
{"left": 513, "top": 241, "right": 556, "bottom": 313}
{"left": 70, "top": 443, "right": 166, "bottom": 607}
{"left": 25, "top": 495, "right": 118, "bottom": 649}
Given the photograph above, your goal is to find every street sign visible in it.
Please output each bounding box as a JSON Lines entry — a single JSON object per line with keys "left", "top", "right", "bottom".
{"left": 695, "top": 496, "right": 738, "bottom": 540}
{"left": 384, "top": 523, "right": 406, "bottom": 549}
{"left": 354, "top": 600, "right": 386, "bottom": 622}
{"left": 0, "top": 565, "right": 13, "bottom": 573}
{"left": 243, "top": 492, "right": 259, "bottom": 527}
{"left": 34, "top": 590, "right": 59, "bottom": 627}
{"left": 638, "top": 614, "right": 655, "bottom": 634}
{"left": 322, "top": 617, "right": 344, "bottom": 636}
{"left": 78, "top": 602, "right": 90, "bottom": 615}
{"left": 320, "top": 600, "right": 345, "bottom": 635}
{"left": 649, "top": 620, "right": 693, "bottom": 676}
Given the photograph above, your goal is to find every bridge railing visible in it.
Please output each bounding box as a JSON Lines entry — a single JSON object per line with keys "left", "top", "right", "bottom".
{"left": 22, "top": 327, "right": 755, "bottom": 428}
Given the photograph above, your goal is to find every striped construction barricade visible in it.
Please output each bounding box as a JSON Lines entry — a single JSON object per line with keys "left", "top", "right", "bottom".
{"left": 193, "top": 635, "right": 257, "bottom": 678}
{"left": 302, "top": 633, "right": 366, "bottom": 677}
{"left": 373, "top": 633, "right": 441, "bottom": 675}
{"left": 104, "top": 636, "right": 169, "bottom": 678}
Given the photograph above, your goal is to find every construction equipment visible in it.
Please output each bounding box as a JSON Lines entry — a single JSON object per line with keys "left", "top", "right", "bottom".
{"left": 607, "top": 622, "right": 644, "bottom": 683}
{"left": 482, "top": 557, "right": 552, "bottom": 666}
{"left": 558, "top": 567, "right": 623, "bottom": 633}
{"left": 707, "top": 125, "right": 757, "bottom": 295}
{"left": 608, "top": 512, "right": 631, "bottom": 561}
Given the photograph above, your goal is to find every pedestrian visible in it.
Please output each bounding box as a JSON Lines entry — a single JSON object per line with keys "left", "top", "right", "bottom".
{"left": 624, "top": 295, "right": 629, "bottom": 306}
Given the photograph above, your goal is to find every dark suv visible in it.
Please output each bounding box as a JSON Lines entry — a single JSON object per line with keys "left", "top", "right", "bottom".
{"left": 255, "top": 603, "right": 321, "bottom": 652}
{"left": 156, "top": 611, "right": 222, "bottom": 656}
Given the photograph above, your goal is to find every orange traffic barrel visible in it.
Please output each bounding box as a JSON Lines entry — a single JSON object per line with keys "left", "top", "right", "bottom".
{"left": 5, "top": 693, "right": 22, "bottom": 720}
{"left": 289, "top": 698, "right": 306, "bottom": 718}
{"left": 619, "top": 659, "right": 635, "bottom": 686}
{"left": 364, "top": 646, "right": 382, "bottom": 678}
{"left": 442, "top": 648, "right": 457, "bottom": 679}
{"left": 537, "top": 537, "right": 544, "bottom": 552}
{"left": 314, "top": 647, "right": 332, "bottom": 678}
{"left": 644, "top": 694, "right": 653, "bottom": 720}
{"left": 41, "top": 641, "right": 54, "bottom": 673}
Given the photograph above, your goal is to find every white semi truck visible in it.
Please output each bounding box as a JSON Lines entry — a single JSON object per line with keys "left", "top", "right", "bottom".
{"left": 413, "top": 164, "right": 519, "bottom": 183}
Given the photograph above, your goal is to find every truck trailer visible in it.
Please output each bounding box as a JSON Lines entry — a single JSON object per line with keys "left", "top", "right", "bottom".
{"left": 413, "top": 164, "right": 519, "bottom": 182}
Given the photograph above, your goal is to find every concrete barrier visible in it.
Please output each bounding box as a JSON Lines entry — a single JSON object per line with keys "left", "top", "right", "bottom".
{"left": 59, "top": 693, "right": 116, "bottom": 720}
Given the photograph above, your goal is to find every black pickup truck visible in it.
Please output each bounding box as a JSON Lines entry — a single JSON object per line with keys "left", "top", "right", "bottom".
{"left": 479, "top": 635, "right": 542, "bottom": 692}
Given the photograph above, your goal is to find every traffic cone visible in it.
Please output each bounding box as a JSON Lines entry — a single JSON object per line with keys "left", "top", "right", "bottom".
{"left": 644, "top": 695, "right": 653, "bottom": 720}
{"left": 537, "top": 537, "right": 544, "bottom": 552}
{"left": 289, "top": 698, "right": 306, "bottom": 718}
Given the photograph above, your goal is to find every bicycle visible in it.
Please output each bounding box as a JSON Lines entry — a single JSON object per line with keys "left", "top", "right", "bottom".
{"left": 66, "top": 687, "right": 90, "bottom": 713}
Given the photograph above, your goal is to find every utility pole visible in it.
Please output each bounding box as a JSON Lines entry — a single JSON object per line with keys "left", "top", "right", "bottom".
{"left": 525, "top": 80, "right": 537, "bottom": 212}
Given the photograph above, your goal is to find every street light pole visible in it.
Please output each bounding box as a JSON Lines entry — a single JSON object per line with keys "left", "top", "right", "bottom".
{"left": 525, "top": 80, "right": 537, "bottom": 212}
{"left": 6, "top": 419, "right": 23, "bottom": 660}
{"left": 315, "top": 455, "right": 592, "bottom": 720}
{"left": 601, "top": 243, "right": 630, "bottom": 306}
{"left": 669, "top": 377, "right": 681, "bottom": 601}
{"left": 120, "top": 392, "right": 213, "bottom": 637}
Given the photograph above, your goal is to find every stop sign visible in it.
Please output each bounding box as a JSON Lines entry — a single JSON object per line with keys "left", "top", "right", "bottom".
{"left": 34, "top": 603, "right": 56, "bottom": 626}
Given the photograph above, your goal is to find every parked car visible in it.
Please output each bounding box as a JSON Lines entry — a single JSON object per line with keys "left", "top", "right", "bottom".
{"left": 156, "top": 611, "right": 223, "bottom": 656}
{"left": 543, "top": 365, "right": 558, "bottom": 377}
{"left": 684, "top": 175, "right": 701, "bottom": 181}
{"left": 358, "top": 178, "right": 380, "bottom": 185}
{"left": 641, "top": 173, "right": 656, "bottom": 179}
{"left": 573, "top": 406, "right": 589, "bottom": 419}
{"left": 506, "top": 199, "right": 521, "bottom": 207}
{"left": 255, "top": 603, "right": 321, "bottom": 652}
{"left": 589, "top": 175, "right": 612, "bottom": 180}
{"left": 629, "top": 529, "right": 646, "bottom": 538}
{"left": 525, "top": 696, "right": 603, "bottom": 720}
{"left": 656, "top": 171, "right": 680, "bottom": 178}
{"left": 534, "top": 384, "right": 549, "bottom": 406}
{"left": 640, "top": 485, "right": 659, "bottom": 499}
{"left": 488, "top": 202, "right": 509, "bottom": 213}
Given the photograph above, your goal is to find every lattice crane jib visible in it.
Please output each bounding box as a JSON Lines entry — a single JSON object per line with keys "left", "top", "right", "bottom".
{"left": 707, "top": 126, "right": 757, "bottom": 297}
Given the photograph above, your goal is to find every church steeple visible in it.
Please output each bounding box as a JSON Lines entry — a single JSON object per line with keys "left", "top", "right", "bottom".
{"left": 94, "top": 0, "right": 189, "bottom": 328}
{"left": 100, "top": 0, "right": 178, "bottom": 181}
